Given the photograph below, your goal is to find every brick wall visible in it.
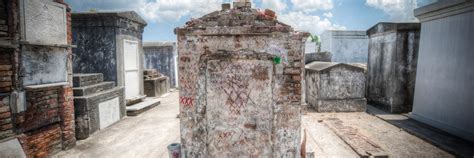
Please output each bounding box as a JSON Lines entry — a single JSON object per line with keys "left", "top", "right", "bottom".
{"left": 18, "top": 124, "right": 62, "bottom": 158}
{"left": 0, "top": 95, "right": 13, "bottom": 139}
{"left": 0, "top": 48, "right": 14, "bottom": 140}
{"left": 15, "top": 85, "right": 75, "bottom": 156}
{"left": 0, "top": 49, "right": 13, "bottom": 93}
{"left": 15, "top": 87, "right": 62, "bottom": 133}
{"left": 58, "top": 86, "right": 75, "bottom": 149}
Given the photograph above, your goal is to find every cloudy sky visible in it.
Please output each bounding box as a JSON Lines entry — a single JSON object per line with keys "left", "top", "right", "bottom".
{"left": 64, "top": 0, "right": 436, "bottom": 41}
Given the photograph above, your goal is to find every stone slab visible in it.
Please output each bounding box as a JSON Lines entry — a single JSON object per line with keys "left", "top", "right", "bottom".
{"left": 98, "top": 97, "right": 121, "bottom": 129}
{"left": 21, "top": 46, "right": 68, "bottom": 86}
{"left": 126, "top": 95, "right": 146, "bottom": 106}
{"left": 21, "top": 0, "right": 67, "bottom": 45}
{"left": 0, "top": 138, "right": 27, "bottom": 158}
{"left": 323, "top": 117, "right": 388, "bottom": 157}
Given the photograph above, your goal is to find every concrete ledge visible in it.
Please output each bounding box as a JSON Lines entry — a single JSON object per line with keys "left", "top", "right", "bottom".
{"left": 24, "top": 82, "right": 69, "bottom": 90}
{"left": 414, "top": 0, "right": 474, "bottom": 22}
{"left": 366, "top": 22, "right": 420, "bottom": 37}
{"left": 73, "top": 73, "right": 103, "bottom": 87}
{"left": 313, "top": 98, "right": 366, "bottom": 112}
{"left": 72, "top": 11, "right": 147, "bottom": 26}
{"left": 73, "top": 82, "right": 115, "bottom": 96}
{"left": 19, "top": 40, "right": 76, "bottom": 48}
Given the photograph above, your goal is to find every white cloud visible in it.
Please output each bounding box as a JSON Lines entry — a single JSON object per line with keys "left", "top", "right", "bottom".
{"left": 138, "top": 0, "right": 223, "bottom": 22}
{"left": 366, "top": 0, "right": 418, "bottom": 22}
{"left": 278, "top": 11, "right": 346, "bottom": 35}
{"left": 261, "top": 0, "right": 287, "bottom": 13}
{"left": 290, "top": 0, "right": 334, "bottom": 12}
{"left": 66, "top": 0, "right": 224, "bottom": 22}
{"left": 323, "top": 12, "right": 333, "bottom": 18}
{"left": 65, "top": 0, "right": 345, "bottom": 32}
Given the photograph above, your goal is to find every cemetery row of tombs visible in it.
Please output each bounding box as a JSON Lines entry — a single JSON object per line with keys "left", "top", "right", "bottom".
{"left": 0, "top": 0, "right": 473, "bottom": 157}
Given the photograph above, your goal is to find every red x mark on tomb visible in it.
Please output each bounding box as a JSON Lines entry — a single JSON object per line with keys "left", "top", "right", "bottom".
{"left": 218, "top": 131, "right": 233, "bottom": 139}
{"left": 180, "top": 97, "right": 194, "bottom": 107}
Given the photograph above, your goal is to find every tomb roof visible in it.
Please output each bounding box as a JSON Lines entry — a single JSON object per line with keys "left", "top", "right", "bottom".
{"left": 306, "top": 61, "right": 365, "bottom": 72}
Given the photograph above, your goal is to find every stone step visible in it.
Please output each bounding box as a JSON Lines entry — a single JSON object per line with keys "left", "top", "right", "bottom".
{"left": 73, "top": 82, "right": 115, "bottom": 96}
{"left": 126, "top": 98, "right": 160, "bottom": 116}
{"left": 126, "top": 95, "right": 146, "bottom": 106}
{"left": 73, "top": 73, "right": 104, "bottom": 87}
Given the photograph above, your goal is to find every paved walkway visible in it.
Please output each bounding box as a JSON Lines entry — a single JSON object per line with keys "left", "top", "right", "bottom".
{"left": 54, "top": 91, "right": 180, "bottom": 158}
{"left": 55, "top": 91, "right": 454, "bottom": 157}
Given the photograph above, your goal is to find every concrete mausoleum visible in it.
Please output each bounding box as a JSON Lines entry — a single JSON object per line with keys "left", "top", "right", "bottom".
{"left": 410, "top": 0, "right": 474, "bottom": 142}
{"left": 305, "top": 62, "right": 367, "bottom": 112}
{"left": 143, "top": 69, "right": 170, "bottom": 97}
{"left": 366, "top": 22, "right": 420, "bottom": 113}
{"left": 175, "top": 1, "right": 309, "bottom": 157}
{"left": 143, "top": 42, "right": 177, "bottom": 88}
{"left": 320, "top": 30, "right": 369, "bottom": 63}
{"left": 71, "top": 11, "right": 147, "bottom": 103}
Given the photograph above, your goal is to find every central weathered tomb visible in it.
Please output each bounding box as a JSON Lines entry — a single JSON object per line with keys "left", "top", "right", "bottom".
{"left": 175, "top": 1, "right": 309, "bottom": 157}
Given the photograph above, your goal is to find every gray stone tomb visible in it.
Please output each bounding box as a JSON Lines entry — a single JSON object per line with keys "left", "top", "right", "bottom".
{"left": 366, "top": 22, "right": 420, "bottom": 113}
{"left": 305, "top": 62, "right": 367, "bottom": 112}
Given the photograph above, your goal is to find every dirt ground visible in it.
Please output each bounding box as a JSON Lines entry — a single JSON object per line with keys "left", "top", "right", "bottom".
{"left": 54, "top": 91, "right": 452, "bottom": 157}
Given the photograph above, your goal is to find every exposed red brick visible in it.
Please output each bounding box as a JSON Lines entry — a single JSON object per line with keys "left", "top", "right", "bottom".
{"left": 264, "top": 9, "right": 276, "bottom": 18}
{"left": 0, "top": 87, "right": 11, "bottom": 92}
{"left": 0, "top": 81, "right": 12, "bottom": 87}
{"left": 283, "top": 68, "right": 301, "bottom": 75}
{"left": 0, "top": 71, "right": 12, "bottom": 76}
{"left": 292, "top": 75, "right": 301, "bottom": 81}
{"left": 18, "top": 125, "right": 62, "bottom": 158}
{"left": 0, "top": 123, "right": 12, "bottom": 130}
{"left": 0, "top": 76, "right": 11, "bottom": 81}
{"left": 0, "top": 112, "right": 10, "bottom": 119}
{"left": 58, "top": 86, "right": 75, "bottom": 149}
{"left": 0, "top": 65, "right": 12, "bottom": 70}
{"left": 0, "top": 118, "right": 12, "bottom": 125}
{"left": 0, "top": 105, "right": 10, "bottom": 113}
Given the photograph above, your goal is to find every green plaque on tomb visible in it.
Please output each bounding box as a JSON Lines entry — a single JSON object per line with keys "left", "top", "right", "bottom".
{"left": 273, "top": 56, "right": 281, "bottom": 64}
